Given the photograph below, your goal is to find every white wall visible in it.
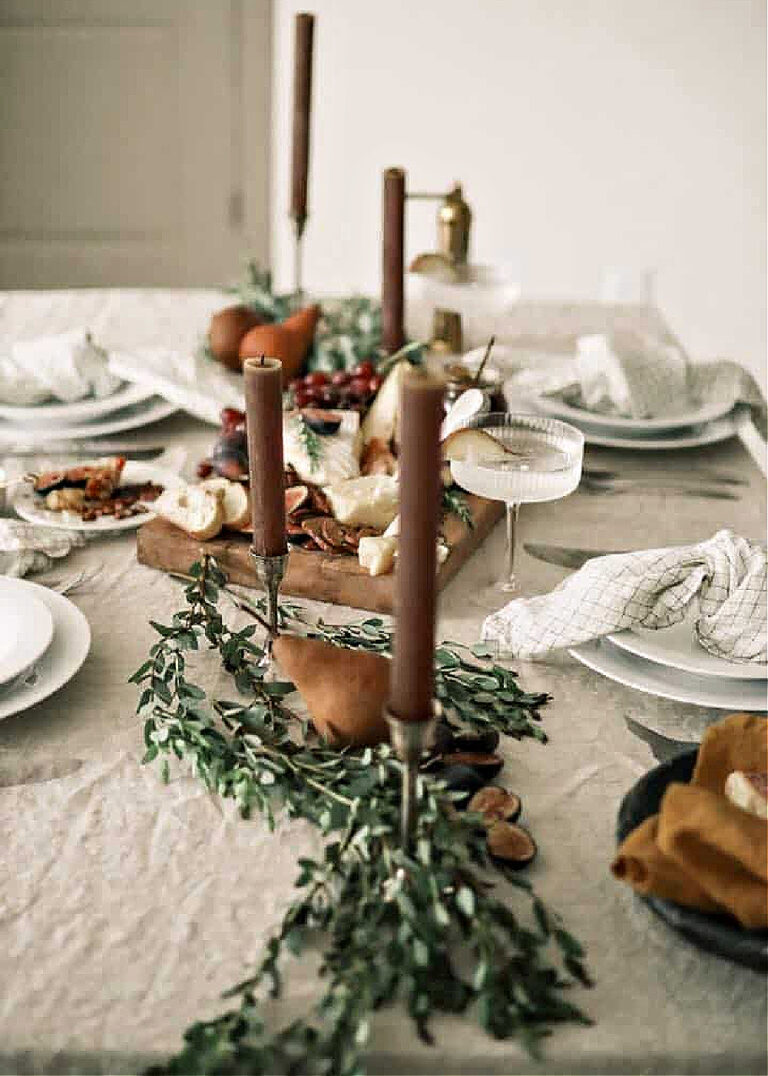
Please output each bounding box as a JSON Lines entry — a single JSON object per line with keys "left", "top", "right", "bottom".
{"left": 271, "top": 0, "right": 766, "bottom": 378}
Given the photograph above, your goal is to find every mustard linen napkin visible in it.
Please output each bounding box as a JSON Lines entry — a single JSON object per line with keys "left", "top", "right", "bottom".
{"left": 612, "top": 713, "right": 768, "bottom": 929}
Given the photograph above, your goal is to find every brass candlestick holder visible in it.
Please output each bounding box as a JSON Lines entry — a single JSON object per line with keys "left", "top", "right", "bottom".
{"left": 385, "top": 705, "right": 439, "bottom": 850}
{"left": 250, "top": 551, "right": 288, "bottom": 667}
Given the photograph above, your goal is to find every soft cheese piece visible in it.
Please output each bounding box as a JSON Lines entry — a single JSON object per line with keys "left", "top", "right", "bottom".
{"left": 358, "top": 533, "right": 450, "bottom": 577}
{"left": 324, "top": 474, "right": 399, "bottom": 529}
{"left": 358, "top": 535, "right": 398, "bottom": 576}
{"left": 283, "top": 410, "right": 361, "bottom": 485}
{"left": 724, "top": 771, "right": 768, "bottom": 819}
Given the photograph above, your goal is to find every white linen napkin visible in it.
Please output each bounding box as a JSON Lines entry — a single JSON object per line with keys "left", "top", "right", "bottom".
{"left": 482, "top": 530, "right": 767, "bottom": 663}
{"left": 108, "top": 346, "right": 244, "bottom": 426}
{"left": 0, "top": 521, "right": 84, "bottom": 577}
{"left": 0, "top": 329, "right": 121, "bottom": 405}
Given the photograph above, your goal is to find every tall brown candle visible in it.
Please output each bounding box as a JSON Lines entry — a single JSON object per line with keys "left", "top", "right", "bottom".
{"left": 243, "top": 357, "right": 287, "bottom": 557}
{"left": 389, "top": 368, "right": 444, "bottom": 722}
{"left": 382, "top": 167, "right": 406, "bottom": 354}
{"left": 290, "top": 12, "right": 315, "bottom": 233}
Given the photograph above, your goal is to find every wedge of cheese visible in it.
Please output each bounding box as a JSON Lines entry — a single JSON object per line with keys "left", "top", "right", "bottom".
{"left": 358, "top": 532, "right": 450, "bottom": 577}
{"left": 324, "top": 474, "right": 398, "bottom": 529}
{"left": 283, "top": 410, "right": 361, "bottom": 485}
{"left": 358, "top": 535, "right": 398, "bottom": 577}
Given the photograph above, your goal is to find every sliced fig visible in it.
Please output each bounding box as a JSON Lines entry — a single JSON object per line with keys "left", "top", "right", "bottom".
{"left": 440, "top": 752, "right": 504, "bottom": 780}
{"left": 211, "top": 428, "right": 248, "bottom": 481}
{"left": 431, "top": 722, "right": 457, "bottom": 756}
{"left": 284, "top": 465, "right": 302, "bottom": 488}
{"left": 34, "top": 470, "right": 69, "bottom": 495}
{"left": 285, "top": 485, "right": 309, "bottom": 516}
{"left": 467, "top": 786, "right": 521, "bottom": 824}
{"left": 439, "top": 764, "right": 486, "bottom": 807}
{"left": 301, "top": 408, "right": 342, "bottom": 435}
{"left": 453, "top": 728, "right": 500, "bottom": 754}
{"left": 487, "top": 821, "right": 537, "bottom": 868}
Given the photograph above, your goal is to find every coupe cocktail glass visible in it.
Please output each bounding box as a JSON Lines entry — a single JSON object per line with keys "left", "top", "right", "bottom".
{"left": 450, "top": 412, "right": 584, "bottom": 596}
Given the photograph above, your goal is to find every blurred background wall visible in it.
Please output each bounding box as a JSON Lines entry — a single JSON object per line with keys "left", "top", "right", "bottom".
{"left": 272, "top": 0, "right": 766, "bottom": 378}
{"left": 0, "top": 0, "right": 271, "bottom": 289}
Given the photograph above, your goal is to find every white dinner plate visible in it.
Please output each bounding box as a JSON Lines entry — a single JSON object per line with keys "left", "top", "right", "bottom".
{"left": 0, "top": 578, "right": 54, "bottom": 688}
{"left": 0, "top": 381, "right": 156, "bottom": 427}
{"left": 529, "top": 391, "right": 737, "bottom": 434}
{"left": 608, "top": 613, "right": 767, "bottom": 682}
{"left": 564, "top": 406, "right": 747, "bottom": 451}
{"left": 0, "top": 395, "right": 177, "bottom": 445}
{"left": 570, "top": 636, "right": 768, "bottom": 711}
{"left": 0, "top": 581, "right": 91, "bottom": 721}
{"left": 13, "top": 459, "right": 184, "bottom": 533}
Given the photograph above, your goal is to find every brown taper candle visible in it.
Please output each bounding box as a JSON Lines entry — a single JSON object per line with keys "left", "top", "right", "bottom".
{"left": 382, "top": 167, "right": 406, "bottom": 354}
{"left": 290, "top": 12, "right": 315, "bottom": 234}
{"left": 243, "top": 357, "right": 287, "bottom": 557}
{"left": 389, "top": 368, "right": 444, "bottom": 722}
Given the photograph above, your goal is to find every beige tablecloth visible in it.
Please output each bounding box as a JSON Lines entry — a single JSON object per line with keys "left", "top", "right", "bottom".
{"left": 1, "top": 291, "right": 766, "bottom": 1075}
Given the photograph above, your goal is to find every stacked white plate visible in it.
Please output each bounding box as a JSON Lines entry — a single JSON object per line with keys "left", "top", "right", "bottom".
{"left": 0, "top": 380, "right": 177, "bottom": 448}
{"left": 570, "top": 610, "right": 768, "bottom": 712}
{"left": 525, "top": 392, "right": 747, "bottom": 451}
{"left": 0, "top": 577, "right": 91, "bottom": 721}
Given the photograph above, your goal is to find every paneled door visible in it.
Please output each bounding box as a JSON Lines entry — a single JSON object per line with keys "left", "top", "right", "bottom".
{"left": 0, "top": 0, "right": 270, "bottom": 287}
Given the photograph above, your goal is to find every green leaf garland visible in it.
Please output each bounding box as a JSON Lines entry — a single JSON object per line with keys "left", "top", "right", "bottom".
{"left": 133, "top": 556, "right": 592, "bottom": 1075}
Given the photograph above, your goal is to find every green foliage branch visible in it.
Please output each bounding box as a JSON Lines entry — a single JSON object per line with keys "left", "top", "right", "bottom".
{"left": 132, "top": 557, "right": 592, "bottom": 1075}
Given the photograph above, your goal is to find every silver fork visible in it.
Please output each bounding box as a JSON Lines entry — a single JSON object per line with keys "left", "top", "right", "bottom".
{"left": 42, "top": 562, "right": 103, "bottom": 595}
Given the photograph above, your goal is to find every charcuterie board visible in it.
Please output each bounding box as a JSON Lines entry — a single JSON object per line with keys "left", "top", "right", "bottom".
{"left": 137, "top": 493, "right": 502, "bottom": 614}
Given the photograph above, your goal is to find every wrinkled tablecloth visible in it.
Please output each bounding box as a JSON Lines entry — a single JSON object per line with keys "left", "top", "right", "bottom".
{"left": 0, "top": 289, "right": 766, "bottom": 1076}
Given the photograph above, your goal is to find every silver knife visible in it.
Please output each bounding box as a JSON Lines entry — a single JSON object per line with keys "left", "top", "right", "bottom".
{"left": 526, "top": 537, "right": 767, "bottom": 570}
{"left": 524, "top": 543, "right": 631, "bottom": 569}
{"left": 0, "top": 441, "right": 166, "bottom": 460}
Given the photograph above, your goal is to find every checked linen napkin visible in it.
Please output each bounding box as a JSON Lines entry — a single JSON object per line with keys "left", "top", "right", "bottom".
{"left": 482, "top": 530, "right": 767, "bottom": 663}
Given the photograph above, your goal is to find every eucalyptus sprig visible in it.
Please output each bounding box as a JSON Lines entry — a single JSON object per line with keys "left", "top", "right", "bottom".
{"left": 292, "top": 414, "right": 323, "bottom": 473}
{"left": 133, "top": 557, "right": 590, "bottom": 1075}
{"left": 442, "top": 484, "right": 475, "bottom": 531}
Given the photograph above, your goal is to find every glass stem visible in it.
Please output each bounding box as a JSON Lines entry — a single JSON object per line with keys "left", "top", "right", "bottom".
{"left": 502, "top": 501, "right": 520, "bottom": 592}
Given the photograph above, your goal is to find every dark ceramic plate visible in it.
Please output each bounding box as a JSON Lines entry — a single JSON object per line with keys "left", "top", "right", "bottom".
{"left": 616, "top": 749, "right": 768, "bottom": 973}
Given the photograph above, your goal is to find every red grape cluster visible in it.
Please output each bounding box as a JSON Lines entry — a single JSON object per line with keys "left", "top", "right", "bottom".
{"left": 290, "top": 361, "right": 383, "bottom": 411}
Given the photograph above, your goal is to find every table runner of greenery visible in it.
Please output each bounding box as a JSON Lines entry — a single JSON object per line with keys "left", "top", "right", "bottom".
{"left": 131, "top": 557, "right": 592, "bottom": 1075}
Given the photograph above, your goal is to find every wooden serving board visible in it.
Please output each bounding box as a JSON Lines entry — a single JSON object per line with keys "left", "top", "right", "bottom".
{"left": 137, "top": 494, "right": 503, "bottom": 614}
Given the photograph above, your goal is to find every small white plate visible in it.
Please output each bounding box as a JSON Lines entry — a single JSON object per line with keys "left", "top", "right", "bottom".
{"left": 608, "top": 615, "right": 767, "bottom": 682}
{"left": 567, "top": 407, "right": 746, "bottom": 451}
{"left": 0, "top": 578, "right": 54, "bottom": 688}
{"left": 0, "top": 382, "right": 156, "bottom": 427}
{"left": 530, "top": 391, "right": 736, "bottom": 434}
{"left": 570, "top": 636, "right": 768, "bottom": 711}
{"left": 0, "top": 396, "right": 177, "bottom": 445}
{"left": 13, "top": 459, "right": 184, "bottom": 533}
{"left": 0, "top": 581, "right": 91, "bottom": 721}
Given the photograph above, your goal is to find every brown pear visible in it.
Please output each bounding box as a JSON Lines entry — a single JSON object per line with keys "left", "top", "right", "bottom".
{"left": 272, "top": 634, "right": 390, "bottom": 747}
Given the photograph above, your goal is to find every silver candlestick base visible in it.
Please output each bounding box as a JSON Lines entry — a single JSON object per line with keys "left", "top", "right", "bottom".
{"left": 385, "top": 705, "right": 440, "bottom": 850}
{"left": 250, "top": 551, "right": 288, "bottom": 669}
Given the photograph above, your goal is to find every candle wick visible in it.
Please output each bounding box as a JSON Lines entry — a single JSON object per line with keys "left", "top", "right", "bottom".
{"left": 260, "top": 354, "right": 265, "bottom": 366}
{"left": 473, "top": 336, "right": 495, "bottom": 386}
